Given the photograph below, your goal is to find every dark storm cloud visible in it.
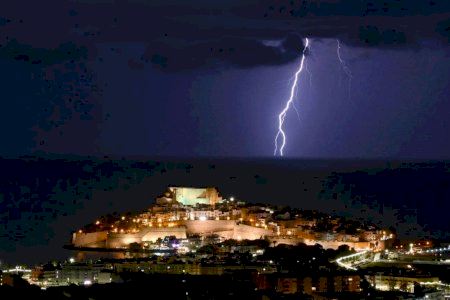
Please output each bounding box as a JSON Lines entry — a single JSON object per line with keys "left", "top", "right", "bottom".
{"left": 127, "top": 58, "right": 145, "bottom": 70}
{"left": 136, "top": 0, "right": 450, "bottom": 70}
{"left": 0, "top": 40, "right": 88, "bottom": 66}
{"left": 1, "top": 0, "right": 449, "bottom": 71}
{"left": 130, "top": 0, "right": 450, "bottom": 70}
{"left": 142, "top": 34, "right": 305, "bottom": 71}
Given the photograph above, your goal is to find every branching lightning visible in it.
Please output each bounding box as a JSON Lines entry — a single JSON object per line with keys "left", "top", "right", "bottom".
{"left": 292, "top": 101, "right": 301, "bottom": 122}
{"left": 305, "top": 60, "right": 313, "bottom": 89}
{"left": 336, "top": 39, "right": 352, "bottom": 99}
{"left": 273, "top": 38, "right": 351, "bottom": 157}
{"left": 274, "top": 37, "right": 310, "bottom": 156}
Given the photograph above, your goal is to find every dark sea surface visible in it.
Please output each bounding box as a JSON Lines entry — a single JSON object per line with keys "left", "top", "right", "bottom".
{"left": 1, "top": 156, "right": 450, "bottom": 265}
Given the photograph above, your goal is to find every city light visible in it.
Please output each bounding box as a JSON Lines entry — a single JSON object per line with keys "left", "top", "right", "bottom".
{"left": 83, "top": 280, "right": 92, "bottom": 286}
{"left": 4, "top": 266, "right": 32, "bottom": 273}
{"left": 335, "top": 250, "right": 369, "bottom": 271}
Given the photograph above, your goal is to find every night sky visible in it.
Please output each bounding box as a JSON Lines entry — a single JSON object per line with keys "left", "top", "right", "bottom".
{"left": 0, "top": 0, "right": 449, "bottom": 158}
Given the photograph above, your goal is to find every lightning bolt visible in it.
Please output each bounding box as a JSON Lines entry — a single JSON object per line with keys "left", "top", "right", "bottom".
{"left": 274, "top": 37, "right": 310, "bottom": 156}
{"left": 336, "top": 39, "right": 352, "bottom": 99}
{"left": 292, "top": 60, "right": 312, "bottom": 122}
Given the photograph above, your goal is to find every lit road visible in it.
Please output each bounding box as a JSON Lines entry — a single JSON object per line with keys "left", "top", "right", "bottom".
{"left": 335, "top": 250, "right": 371, "bottom": 270}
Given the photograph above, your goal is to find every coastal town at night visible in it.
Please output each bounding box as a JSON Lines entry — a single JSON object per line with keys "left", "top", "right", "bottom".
{"left": 1, "top": 0, "right": 450, "bottom": 299}
{"left": 2, "top": 187, "right": 450, "bottom": 299}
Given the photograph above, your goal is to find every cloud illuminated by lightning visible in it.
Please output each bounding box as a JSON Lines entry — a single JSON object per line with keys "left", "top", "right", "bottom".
{"left": 274, "top": 37, "right": 310, "bottom": 156}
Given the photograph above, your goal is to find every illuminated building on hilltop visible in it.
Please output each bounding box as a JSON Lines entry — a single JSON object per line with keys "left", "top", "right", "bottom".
{"left": 157, "top": 187, "right": 222, "bottom": 206}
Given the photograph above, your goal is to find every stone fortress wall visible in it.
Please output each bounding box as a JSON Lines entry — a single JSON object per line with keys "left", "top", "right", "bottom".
{"left": 72, "top": 220, "right": 273, "bottom": 248}
{"left": 72, "top": 231, "right": 108, "bottom": 248}
{"left": 184, "top": 220, "right": 235, "bottom": 234}
{"left": 106, "top": 227, "right": 187, "bottom": 248}
{"left": 72, "top": 220, "right": 382, "bottom": 251}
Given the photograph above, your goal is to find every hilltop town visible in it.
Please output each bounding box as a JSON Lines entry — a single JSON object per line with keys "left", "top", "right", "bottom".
{"left": 71, "top": 187, "right": 391, "bottom": 253}
{"left": 3, "top": 187, "right": 450, "bottom": 299}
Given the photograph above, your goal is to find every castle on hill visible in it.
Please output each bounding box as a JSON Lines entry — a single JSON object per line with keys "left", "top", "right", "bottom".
{"left": 156, "top": 187, "right": 222, "bottom": 206}
{"left": 71, "top": 186, "right": 390, "bottom": 252}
